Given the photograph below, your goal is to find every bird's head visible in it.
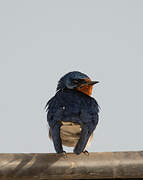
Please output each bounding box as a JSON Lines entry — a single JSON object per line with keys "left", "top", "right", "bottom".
{"left": 57, "top": 71, "right": 99, "bottom": 96}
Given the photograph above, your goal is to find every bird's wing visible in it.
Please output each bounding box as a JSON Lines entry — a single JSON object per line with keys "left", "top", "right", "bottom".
{"left": 46, "top": 94, "right": 65, "bottom": 153}
{"left": 73, "top": 97, "right": 99, "bottom": 154}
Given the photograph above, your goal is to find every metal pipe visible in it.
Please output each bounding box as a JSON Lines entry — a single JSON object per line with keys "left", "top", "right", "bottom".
{"left": 0, "top": 151, "right": 143, "bottom": 179}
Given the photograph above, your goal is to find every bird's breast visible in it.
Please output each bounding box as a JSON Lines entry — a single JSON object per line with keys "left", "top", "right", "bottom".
{"left": 60, "top": 121, "right": 81, "bottom": 147}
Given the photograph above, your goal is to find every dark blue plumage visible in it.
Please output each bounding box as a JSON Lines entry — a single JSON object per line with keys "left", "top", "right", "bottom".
{"left": 46, "top": 89, "right": 99, "bottom": 154}
{"left": 45, "top": 71, "right": 99, "bottom": 154}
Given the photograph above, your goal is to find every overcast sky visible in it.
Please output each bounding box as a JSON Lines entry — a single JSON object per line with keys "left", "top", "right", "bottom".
{"left": 0, "top": 0, "right": 143, "bottom": 153}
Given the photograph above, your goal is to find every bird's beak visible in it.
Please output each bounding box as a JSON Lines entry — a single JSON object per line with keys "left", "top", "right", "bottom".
{"left": 87, "top": 81, "right": 99, "bottom": 85}
{"left": 78, "top": 80, "right": 99, "bottom": 88}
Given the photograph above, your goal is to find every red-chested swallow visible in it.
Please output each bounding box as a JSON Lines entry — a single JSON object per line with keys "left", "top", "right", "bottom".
{"left": 45, "top": 71, "right": 99, "bottom": 155}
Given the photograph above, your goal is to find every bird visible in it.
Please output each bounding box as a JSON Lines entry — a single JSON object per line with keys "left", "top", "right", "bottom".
{"left": 45, "top": 71, "right": 99, "bottom": 155}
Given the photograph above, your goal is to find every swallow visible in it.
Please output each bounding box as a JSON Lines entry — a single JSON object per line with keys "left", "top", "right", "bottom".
{"left": 45, "top": 71, "right": 99, "bottom": 155}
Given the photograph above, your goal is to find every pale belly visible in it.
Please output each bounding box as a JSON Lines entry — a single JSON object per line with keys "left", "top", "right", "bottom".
{"left": 49, "top": 121, "right": 93, "bottom": 148}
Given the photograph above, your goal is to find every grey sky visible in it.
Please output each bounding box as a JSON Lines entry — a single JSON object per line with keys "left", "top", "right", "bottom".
{"left": 0, "top": 0, "right": 143, "bottom": 153}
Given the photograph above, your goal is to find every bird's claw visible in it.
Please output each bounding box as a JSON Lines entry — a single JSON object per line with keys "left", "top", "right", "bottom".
{"left": 60, "top": 151, "right": 67, "bottom": 158}
{"left": 83, "top": 150, "right": 89, "bottom": 156}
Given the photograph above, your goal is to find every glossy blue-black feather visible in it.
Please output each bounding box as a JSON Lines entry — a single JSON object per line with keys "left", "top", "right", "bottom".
{"left": 46, "top": 89, "right": 99, "bottom": 154}
{"left": 46, "top": 89, "right": 99, "bottom": 126}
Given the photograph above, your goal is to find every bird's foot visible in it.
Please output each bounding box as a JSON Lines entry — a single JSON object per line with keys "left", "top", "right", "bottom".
{"left": 83, "top": 150, "right": 89, "bottom": 156}
{"left": 60, "top": 151, "right": 67, "bottom": 158}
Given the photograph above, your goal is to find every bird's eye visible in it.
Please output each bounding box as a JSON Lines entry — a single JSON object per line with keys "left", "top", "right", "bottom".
{"left": 73, "top": 79, "right": 79, "bottom": 84}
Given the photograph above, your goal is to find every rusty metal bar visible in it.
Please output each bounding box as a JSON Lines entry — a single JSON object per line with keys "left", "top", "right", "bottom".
{"left": 0, "top": 151, "right": 143, "bottom": 179}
